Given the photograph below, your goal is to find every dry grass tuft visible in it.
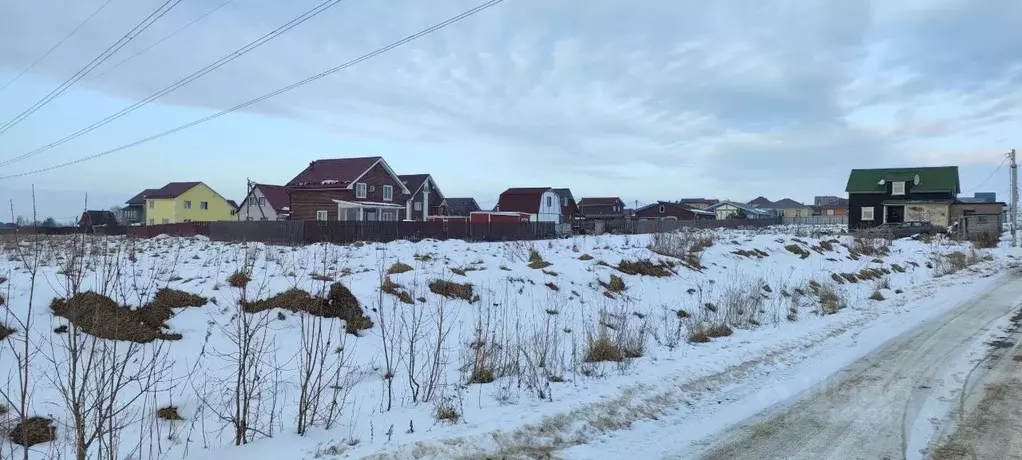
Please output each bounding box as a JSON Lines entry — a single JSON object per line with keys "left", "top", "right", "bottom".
{"left": 578, "top": 253, "right": 594, "bottom": 261}
{"left": 617, "top": 259, "right": 673, "bottom": 277}
{"left": 386, "top": 262, "right": 413, "bottom": 275}
{"left": 434, "top": 400, "right": 461, "bottom": 424}
{"left": 584, "top": 336, "right": 624, "bottom": 362}
{"left": 244, "top": 283, "right": 372, "bottom": 334}
{"left": 527, "top": 259, "right": 552, "bottom": 269}
{"left": 381, "top": 277, "right": 414, "bottom": 304}
{"left": 0, "top": 323, "right": 15, "bottom": 341}
{"left": 545, "top": 282, "right": 560, "bottom": 291}
{"left": 310, "top": 272, "right": 334, "bottom": 282}
{"left": 971, "top": 232, "right": 999, "bottom": 249}
{"left": 9, "top": 416, "right": 56, "bottom": 447}
{"left": 468, "top": 368, "right": 496, "bottom": 384}
{"left": 705, "top": 324, "right": 733, "bottom": 338}
{"left": 869, "top": 291, "right": 885, "bottom": 301}
{"left": 891, "top": 263, "right": 906, "bottom": 273}
{"left": 852, "top": 236, "right": 890, "bottom": 256}
{"left": 840, "top": 273, "right": 859, "bottom": 283}
{"left": 784, "top": 244, "right": 811, "bottom": 259}
{"left": 818, "top": 287, "right": 841, "bottom": 315}
{"left": 600, "top": 274, "right": 627, "bottom": 294}
{"left": 157, "top": 406, "right": 183, "bottom": 421}
{"left": 52, "top": 292, "right": 183, "bottom": 343}
{"left": 227, "top": 270, "right": 251, "bottom": 288}
{"left": 429, "top": 279, "right": 474, "bottom": 302}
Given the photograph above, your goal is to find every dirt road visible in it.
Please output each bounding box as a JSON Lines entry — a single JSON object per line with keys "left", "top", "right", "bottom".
{"left": 691, "top": 269, "right": 1022, "bottom": 460}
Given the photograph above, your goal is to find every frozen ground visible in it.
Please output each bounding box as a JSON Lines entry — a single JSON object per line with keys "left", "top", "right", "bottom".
{"left": 0, "top": 228, "right": 1010, "bottom": 460}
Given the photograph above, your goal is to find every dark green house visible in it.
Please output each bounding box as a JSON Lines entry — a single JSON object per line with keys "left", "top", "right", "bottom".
{"left": 845, "top": 166, "right": 960, "bottom": 229}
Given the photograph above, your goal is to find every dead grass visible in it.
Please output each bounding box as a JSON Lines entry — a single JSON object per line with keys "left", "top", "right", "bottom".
{"left": 310, "top": 272, "right": 334, "bottom": 282}
{"left": 51, "top": 292, "right": 186, "bottom": 343}
{"left": 971, "top": 232, "right": 999, "bottom": 249}
{"left": 616, "top": 259, "right": 673, "bottom": 277}
{"left": 157, "top": 406, "right": 183, "bottom": 421}
{"left": 891, "top": 263, "right": 906, "bottom": 273}
{"left": 1013, "top": 355, "right": 1022, "bottom": 362}
{"left": 705, "top": 324, "right": 733, "bottom": 338}
{"left": 527, "top": 259, "right": 552, "bottom": 269}
{"left": 578, "top": 253, "right": 594, "bottom": 261}
{"left": 584, "top": 336, "right": 624, "bottom": 362}
{"left": 434, "top": 400, "right": 461, "bottom": 424}
{"left": 818, "top": 287, "right": 841, "bottom": 315}
{"left": 9, "top": 416, "right": 56, "bottom": 447}
{"left": 227, "top": 270, "right": 251, "bottom": 288}
{"left": 852, "top": 235, "right": 890, "bottom": 256}
{"left": 386, "top": 262, "right": 414, "bottom": 275}
{"left": 545, "top": 282, "right": 560, "bottom": 291}
{"left": 930, "top": 443, "right": 969, "bottom": 460}
{"left": 429, "top": 279, "right": 474, "bottom": 302}
{"left": 869, "top": 291, "right": 885, "bottom": 301}
{"left": 784, "top": 244, "right": 811, "bottom": 259}
{"left": 0, "top": 323, "right": 14, "bottom": 341}
{"left": 600, "top": 274, "right": 627, "bottom": 294}
{"left": 244, "top": 283, "right": 373, "bottom": 335}
{"left": 381, "top": 277, "right": 414, "bottom": 304}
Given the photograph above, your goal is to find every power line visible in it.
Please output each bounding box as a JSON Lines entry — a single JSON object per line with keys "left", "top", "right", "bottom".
{"left": 0, "top": 0, "right": 348, "bottom": 168}
{"left": 966, "top": 156, "right": 1007, "bottom": 193}
{"left": 69, "top": 0, "right": 241, "bottom": 94}
{"left": 0, "top": 0, "right": 116, "bottom": 97}
{"left": 0, "top": 0, "right": 184, "bottom": 137}
{"left": 0, "top": 0, "right": 507, "bottom": 180}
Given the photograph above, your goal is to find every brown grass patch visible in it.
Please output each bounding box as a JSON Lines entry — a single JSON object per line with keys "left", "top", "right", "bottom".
{"left": 784, "top": 244, "right": 811, "bottom": 259}
{"left": 527, "top": 259, "right": 552, "bottom": 269}
{"left": 227, "top": 270, "right": 251, "bottom": 288}
{"left": 971, "top": 232, "right": 999, "bottom": 249}
{"left": 891, "top": 263, "right": 906, "bottom": 273}
{"left": 429, "top": 279, "right": 474, "bottom": 302}
{"left": 1013, "top": 355, "right": 1022, "bottom": 362}
{"left": 52, "top": 292, "right": 183, "bottom": 343}
{"left": 818, "top": 287, "right": 841, "bottom": 315}
{"left": 157, "top": 406, "right": 183, "bottom": 421}
{"left": 244, "top": 283, "right": 372, "bottom": 335}
{"left": 310, "top": 272, "right": 334, "bottom": 282}
{"left": 585, "top": 336, "right": 624, "bottom": 362}
{"left": 578, "top": 254, "right": 594, "bottom": 261}
{"left": 387, "top": 262, "right": 413, "bottom": 275}
{"left": 600, "top": 274, "right": 627, "bottom": 293}
{"left": 9, "top": 416, "right": 56, "bottom": 447}
{"left": 617, "top": 259, "right": 673, "bottom": 277}
{"left": 705, "top": 324, "right": 733, "bottom": 338}
{"left": 381, "top": 277, "right": 414, "bottom": 304}
{"left": 869, "top": 291, "right": 885, "bottom": 301}
{"left": 0, "top": 323, "right": 14, "bottom": 341}
{"left": 545, "top": 282, "right": 560, "bottom": 291}
{"left": 434, "top": 401, "right": 461, "bottom": 423}
{"left": 839, "top": 273, "right": 859, "bottom": 283}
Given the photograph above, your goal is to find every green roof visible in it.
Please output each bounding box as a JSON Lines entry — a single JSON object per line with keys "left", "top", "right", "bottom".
{"left": 845, "top": 166, "right": 960, "bottom": 194}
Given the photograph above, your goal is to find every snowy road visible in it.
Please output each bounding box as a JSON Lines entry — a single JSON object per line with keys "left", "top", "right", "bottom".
{"left": 687, "top": 269, "right": 1022, "bottom": 460}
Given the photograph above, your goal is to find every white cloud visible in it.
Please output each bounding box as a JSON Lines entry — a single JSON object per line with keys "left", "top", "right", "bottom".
{"left": 0, "top": 0, "right": 1019, "bottom": 203}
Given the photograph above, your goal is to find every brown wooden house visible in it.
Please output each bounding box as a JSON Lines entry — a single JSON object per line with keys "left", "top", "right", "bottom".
{"left": 578, "top": 197, "right": 626, "bottom": 220}
{"left": 399, "top": 174, "right": 446, "bottom": 221}
{"left": 633, "top": 201, "right": 715, "bottom": 220}
{"left": 552, "top": 188, "right": 579, "bottom": 223}
{"left": 285, "top": 156, "right": 411, "bottom": 221}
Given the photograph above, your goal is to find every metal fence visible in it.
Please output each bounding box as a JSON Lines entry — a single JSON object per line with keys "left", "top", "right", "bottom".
{"left": 587, "top": 218, "right": 783, "bottom": 234}
{"left": 781, "top": 215, "right": 848, "bottom": 226}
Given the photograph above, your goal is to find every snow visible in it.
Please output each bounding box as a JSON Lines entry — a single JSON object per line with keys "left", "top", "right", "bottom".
{"left": 0, "top": 228, "right": 1014, "bottom": 460}
{"left": 321, "top": 180, "right": 340, "bottom": 185}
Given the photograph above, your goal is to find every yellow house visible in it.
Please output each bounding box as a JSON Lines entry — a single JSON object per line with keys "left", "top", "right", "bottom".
{"left": 144, "top": 182, "right": 237, "bottom": 224}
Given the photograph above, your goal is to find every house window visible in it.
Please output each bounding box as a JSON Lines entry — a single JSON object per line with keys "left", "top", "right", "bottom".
{"left": 382, "top": 185, "right": 393, "bottom": 201}
{"left": 355, "top": 183, "right": 367, "bottom": 199}
{"left": 257, "top": 197, "right": 266, "bottom": 206}
{"left": 200, "top": 201, "right": 209, "bottom": 210}
{"left": 381, "top": 211, "right": 395, "bottom": 221}
{"left": 659, "top": 205, "right": 665, "bottom": 213}
{"left": 546, "top": 196, "right": 552, "bottom": 208}
{"left": 183, "top": 200, "right": 192, "bottom": 209}
{"left": 230, "top": 210, "right": 236, "bottom": 216}
{"left": 316, "top": 210, "right": 328, "bottom": 221}
{"left": 260, "top": 217, "right": 268, "bottom": 221}
{"left": 414, "top": 202, "right": 422, "bottom": 211}
{"left": 826, "top": 209, "right": 835, "bottom": 216}
{"left": 861, "top": 207, "right": 875, "bottom": 221}
{"left": 148, "top": 201, "right": 154, "bottom": 209}
{"left": 892, "top": 181, "right": 906, "bottom": 196}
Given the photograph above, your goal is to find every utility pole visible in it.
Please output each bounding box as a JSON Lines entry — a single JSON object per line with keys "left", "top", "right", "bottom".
{"left": 1009, "top": 149, "right": 1018, "bottom": 247}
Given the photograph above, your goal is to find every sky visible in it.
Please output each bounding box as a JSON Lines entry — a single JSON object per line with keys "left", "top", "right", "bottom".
{"left": 0, "top": 0, "right": 1019, "bottom": 219}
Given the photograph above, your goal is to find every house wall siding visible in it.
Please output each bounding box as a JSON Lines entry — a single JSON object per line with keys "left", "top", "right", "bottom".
{"left": 238, "top": 188, "right": 281, "bottom": 221}
{"left": 536, "top": 191, "right": 562, "bottom": 223}
{"left": 146, "top": 198, "right": 175, "bottom": 225}
{"left": 172, "top": 184, "right": 236, "bottom": 223}
{"left": 405, "top": 183, "right": 444, "bottom": 221}
{"left": 848, "top": 182, "right": 955, "bottom": 229}
{"left": 288, "top": 163, "right": 407, "bottom": 220}
{"left": 634, "top": 204, "right": 698, "bottom": 220}
{"left": 951, "top": 202, "right": 1004, "bottom": 217}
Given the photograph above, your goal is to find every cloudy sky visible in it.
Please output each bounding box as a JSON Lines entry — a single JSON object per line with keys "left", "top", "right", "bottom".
{"left": 0, "top": 0, "right": 1019, "bottom": 218}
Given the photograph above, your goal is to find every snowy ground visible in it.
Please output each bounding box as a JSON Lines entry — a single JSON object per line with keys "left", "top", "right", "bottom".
{"left": 0, "top": 227, "right": 1010, "bottom": 460}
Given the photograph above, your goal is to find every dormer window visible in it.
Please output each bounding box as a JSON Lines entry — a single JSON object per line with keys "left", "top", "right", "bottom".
{"left": 892, "top": 181, "right": 906, "bottom": 196}
{"left": 659, "top": 205, "right": 665, "bottom": 213}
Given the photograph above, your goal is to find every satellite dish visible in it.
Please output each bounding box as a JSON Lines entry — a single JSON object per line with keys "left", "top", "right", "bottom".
{"left": 878, "top": 179, "right": 886, "bottom": 185}
{"left": 914, "top": 174, "right": 920, "bottom": 185}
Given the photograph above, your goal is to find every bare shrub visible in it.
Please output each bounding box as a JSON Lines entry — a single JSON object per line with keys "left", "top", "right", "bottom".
{"left": 600, "top": 275, "right": 627, "bottom": 294}
{"left": 433, "top": 396, "right": 461, "bottom": 424}
{"left": 584, "top": 336, "right": 623, "bottom": 362}
{"left": 227, "top": 270, "right": 251, "bottom": 288}
{"left": 648, "top": 232, "right": 712, "bottom": 268}
{"left": 851, "top": 236, "right": 889, "bottom": 256}
{"left": 870, "top": 291, "right": 885, "bottom": 301}
{"left": 971, "top": 232, "right": 999, "bottom": 249}
{"left": 818, "top": 286, "right": 842, "bottom": 315}
{"left": 0, "top": 323, "right": 14, "bottom": 341}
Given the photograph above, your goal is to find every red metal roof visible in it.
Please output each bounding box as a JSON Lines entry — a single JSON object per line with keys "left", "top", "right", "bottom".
{"left": 498, "top": 187, "right": 551, "bottom": 214}
{"left": 578, "top": 197, "right": 623, "bottom": 206}
{"left": 147, "top": 182, "right": 202, "bottom": 199}
{"left": 256, "top": 184, "right": 290, "bottom": 212}
{"left": 287, "top": 156, "right": 381, "bottom": 187}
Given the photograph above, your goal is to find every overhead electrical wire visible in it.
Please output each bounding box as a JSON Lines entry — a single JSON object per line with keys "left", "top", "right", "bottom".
{"left": 967, "top": 156, "right": 1007, "bottom": 193}
{"left": 68, "top": 0, "right": 241, "bottom": 95}
{"left": 0, "top": 0, "right": 185, "bottom": 137}
{"left": 0, "top": 0, "right": 349, "bottom": 168}
{"left": 0, "top": 0, "right": 117, "bottom": 96}
{"left": 0, "top": 0, "right": 507, "bottom": 180}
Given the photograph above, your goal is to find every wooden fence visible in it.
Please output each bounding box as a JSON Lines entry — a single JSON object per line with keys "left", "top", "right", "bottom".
{"left": 589, "top": 218, "right": 783, "bottom": 234}
{"left": 781, "top": 215, "right": 848, "bottom": 226}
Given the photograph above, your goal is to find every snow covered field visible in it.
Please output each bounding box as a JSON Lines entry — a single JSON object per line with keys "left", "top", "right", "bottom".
{"left": 0, "top": 227, "right": 1010, "bottom": 460}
